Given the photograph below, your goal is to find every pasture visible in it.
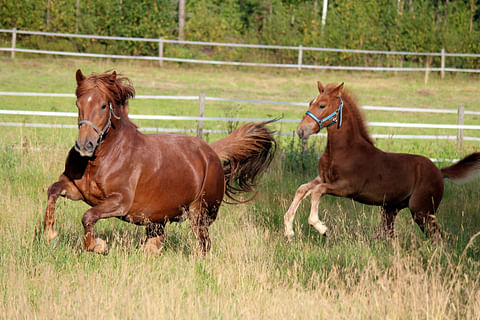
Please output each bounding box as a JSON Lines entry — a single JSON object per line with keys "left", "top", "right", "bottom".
{"left": 1, "top": 57, "right": 479, "bottom": 319}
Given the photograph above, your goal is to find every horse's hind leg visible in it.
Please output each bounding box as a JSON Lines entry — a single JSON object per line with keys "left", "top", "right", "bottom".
{"left": 284, "top": 177, "right": 322, "bottom": 241}
{"left": 409, "top": 207, "right": 440, "bottom": 238}
{"left": 44, "top": 174, "right": 83, "bottom": 242}
{"left": 188, "top": 199, "right": 218, "bottom": 256}
{"left": 408, "top": 189, "right": 442, "bottom": 239}
{"left": 376, "top": 207, "right": 398, "bottom": 239}
{"left": 144, "top": 223, "right": 165, "bottom": 256}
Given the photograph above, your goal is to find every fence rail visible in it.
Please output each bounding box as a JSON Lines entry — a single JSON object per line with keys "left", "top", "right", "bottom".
{"left": 1, "top": 109, "right": 479, "bottom": 130}
{"left": 1, "top": 92, "right": 479, "bottom": 144}
{"left": 1, "top": 28, "right": 480, "bottom": 75}
{"left": 1, "top": 91, "right": 480, "bottom": 115}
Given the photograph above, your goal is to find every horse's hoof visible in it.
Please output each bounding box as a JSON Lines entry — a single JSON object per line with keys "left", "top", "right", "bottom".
{"left": 93, "top": 238, "right": 108, "bottom": 255}
{"left": 285, "top": 232, "right": 295, "bottom": 243}
{"left": 50, "top": 238, "right": 58, "bottom": 249}
{"left": 45, "top": 228, "right": 58, "bottom": 243}
{"left": 143, "top": 238, "right": 163, "bottom": 256}
{"left": 317, "top": 224, "right": 329, "bottom": 236}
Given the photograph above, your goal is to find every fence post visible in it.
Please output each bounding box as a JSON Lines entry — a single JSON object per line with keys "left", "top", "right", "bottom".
{"left": 297, "top": 45, "right": 303, "bottom": 70}
{"left": 457, "top": 105, "right": 464, "bottom": 149}
{"left": 197, "top": 93, "right": 205, "bottom": 139}
{"left": 158, "top": 38, "right": 164, "bottom": 67}
{"left": 441, "top": 48, "right": 445, "bottom": 79}
{"left": 11, "top": 28, "right": 16, "bottom": 59}
{"left": 424, "top": 56, "right": 431, "bottom": 85}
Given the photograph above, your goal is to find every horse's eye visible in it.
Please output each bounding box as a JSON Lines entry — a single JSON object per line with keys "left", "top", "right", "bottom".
{"left": 101, "top": 104, "right": 107, "bottom": 110}
{"left": 319, "top": 105, "right": 326, "bottom": 109}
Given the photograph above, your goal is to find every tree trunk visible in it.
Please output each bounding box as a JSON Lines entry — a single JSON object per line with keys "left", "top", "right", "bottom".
{"left": 46, "top": 0, "right": 51, "bottom": 29}
{"left": 75, "top": 0, "right": 80, "bottom": 33}
{"left": 470, "top": 0, "right": 475, "bottom": 32}
{"left": 178, "top": 0, "right": 185, "bottom": 40}
{"left": 321, "top": 0, "right": 328, "bottom": 32}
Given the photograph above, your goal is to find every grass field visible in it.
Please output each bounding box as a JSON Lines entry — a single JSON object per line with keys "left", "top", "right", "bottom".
{"left": 1, "top": 56, "right": 479, "bottom": 319}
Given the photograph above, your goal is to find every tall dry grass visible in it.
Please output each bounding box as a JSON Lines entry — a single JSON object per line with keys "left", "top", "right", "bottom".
{"left": 0, "top": 133, "right": 479, "bottom": 319}
{"left": 1, "top": 59, "right": 479, "bottom": 318}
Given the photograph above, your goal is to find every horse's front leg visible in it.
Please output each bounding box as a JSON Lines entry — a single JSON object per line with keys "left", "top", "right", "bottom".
{"left": 144, "top": 223, "right": 166, "bottom": 256}
{"left": 307, "top": 180, "right": 352, "bottom": 237}
{"left": 44, "top": 174, "right": 83, "bottom": 242}
{"left": 284, "top": 177, "right": 322, "bottom": 241}
{"left": 81, "top": 192, "right": 130, "bottom": 254}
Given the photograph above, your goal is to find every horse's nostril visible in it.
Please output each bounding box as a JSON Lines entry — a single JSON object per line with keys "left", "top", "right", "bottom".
{"left": 85, "top": 141, "right": 94, "bottom": 152}
{"left": 298, "top": 128, "right": 304, "bottom": 139}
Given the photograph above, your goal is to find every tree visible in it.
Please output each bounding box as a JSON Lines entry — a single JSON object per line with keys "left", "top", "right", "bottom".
{"left": 321, "top": 0, "right": 328, "bottom": 31}
{"left": 179, "top": 0, "right": 185, "bottom": 40}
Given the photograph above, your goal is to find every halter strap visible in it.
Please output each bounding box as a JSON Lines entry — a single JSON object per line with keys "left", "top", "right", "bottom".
{"left": 305, "top": 97, "right": 343, "bottom": 129}
{"left": 77, "top": 102, "right": 121, "bottom": 144}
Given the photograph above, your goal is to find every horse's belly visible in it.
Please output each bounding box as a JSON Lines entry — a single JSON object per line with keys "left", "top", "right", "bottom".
{"left": 126, "top": 145, "right": 224, "bottom": 224}
{"left": 126, "top": 181, "right": 198, "bottom": 224}
{"left": 121, "top": 206, "right": 186, "bottom": 225}
{"left": 352, "top": 189, "right": 410, "bottom": 207}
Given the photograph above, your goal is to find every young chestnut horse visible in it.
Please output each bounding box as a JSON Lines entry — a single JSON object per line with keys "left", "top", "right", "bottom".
{"left": 284, "top": 81, "right": 480, "bottom": 240}
{"left": 44, "top": 70, "right": 275, "bottom": 255}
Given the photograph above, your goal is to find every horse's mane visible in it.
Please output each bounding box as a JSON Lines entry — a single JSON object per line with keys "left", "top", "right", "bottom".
{"left": 76, "top": 71, "right": 137, "bottom": 128}
{"left": 327, "top": 84, "right": 374, "bottom": 145}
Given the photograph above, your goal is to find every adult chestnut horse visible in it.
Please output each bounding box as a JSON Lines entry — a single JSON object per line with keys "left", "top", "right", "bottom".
{"left": 44, "top": 70, "right": 275, "bottom": 255}
{"left": 284, "top": 81, "right": 480, "bottom": 240}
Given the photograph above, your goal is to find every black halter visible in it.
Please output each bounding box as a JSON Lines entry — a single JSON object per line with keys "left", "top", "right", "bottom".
{"left": 77, "top": 102, "right": 121, "bottom": 145}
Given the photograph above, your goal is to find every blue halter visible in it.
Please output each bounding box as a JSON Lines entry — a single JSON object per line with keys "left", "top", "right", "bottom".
{"left": 305, "top": 96, "right": 343, "bottom": 129}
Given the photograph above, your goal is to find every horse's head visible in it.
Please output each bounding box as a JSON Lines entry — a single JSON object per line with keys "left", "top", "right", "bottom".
{"left": 74, "top": 69, "right": 133, "bottom": 157}
{"left": 297, "top": 81, "right": 344, "bottom": 140}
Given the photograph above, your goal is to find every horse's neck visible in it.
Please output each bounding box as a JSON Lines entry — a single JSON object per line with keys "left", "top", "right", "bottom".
{"left": 96, "top": 119, "right": 137, "bottom": 156}
{"left": 325, "top": 105, "right": 363, "bottom": 153}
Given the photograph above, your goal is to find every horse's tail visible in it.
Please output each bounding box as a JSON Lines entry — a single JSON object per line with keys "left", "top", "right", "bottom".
{"left": 209, "top": 120, "right": 276, "bottom": 203}
{"left": 441, "top": 152, "right": 480, "bottom": 184}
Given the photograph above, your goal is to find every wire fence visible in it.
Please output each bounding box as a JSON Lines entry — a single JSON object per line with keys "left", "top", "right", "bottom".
{"left": 1, "top": 28, "right": 480, "bottom": 75}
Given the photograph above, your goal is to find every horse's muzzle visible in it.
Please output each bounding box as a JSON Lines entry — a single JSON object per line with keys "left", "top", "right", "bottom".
{"left": 75, "top": 139, "right": 96, "bottom": 157}
{"left": 297, "top": 128, "right": 305, "bottom": 139}
{"left": 297, "top": 125, "right": 315, "bottom": 140}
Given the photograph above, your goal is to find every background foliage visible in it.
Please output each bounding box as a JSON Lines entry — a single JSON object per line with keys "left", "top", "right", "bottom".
{"left": 0, "top": 1, "right": 479, "bottom": 67}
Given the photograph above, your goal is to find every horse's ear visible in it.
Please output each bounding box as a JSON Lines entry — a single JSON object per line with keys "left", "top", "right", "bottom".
{"left": 76, "top": 69, "right": 85, "bottom": 85}
{"left": 109, "top": 71, "right": 117, "bottom": 82}
{"left": 317, "top": 81, "right": 324, "bottom": 93}
{"left": 332, "top": 82, "right": 344, "bottom": 97}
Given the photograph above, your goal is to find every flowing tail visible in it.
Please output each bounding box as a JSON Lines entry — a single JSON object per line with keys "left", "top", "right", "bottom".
{"left": 209, "top": 120, "right": 277, "bottom": 203}
{"left": 441, "top": 152, "right": 480, "bottom": 184}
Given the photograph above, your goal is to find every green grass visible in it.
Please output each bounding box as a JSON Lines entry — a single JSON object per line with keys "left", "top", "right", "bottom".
{"left": 0, "top": 56, "right": 479, "bottom": 319}
{"left": 0, "top": 56, "right": 479, "bottom": 157}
